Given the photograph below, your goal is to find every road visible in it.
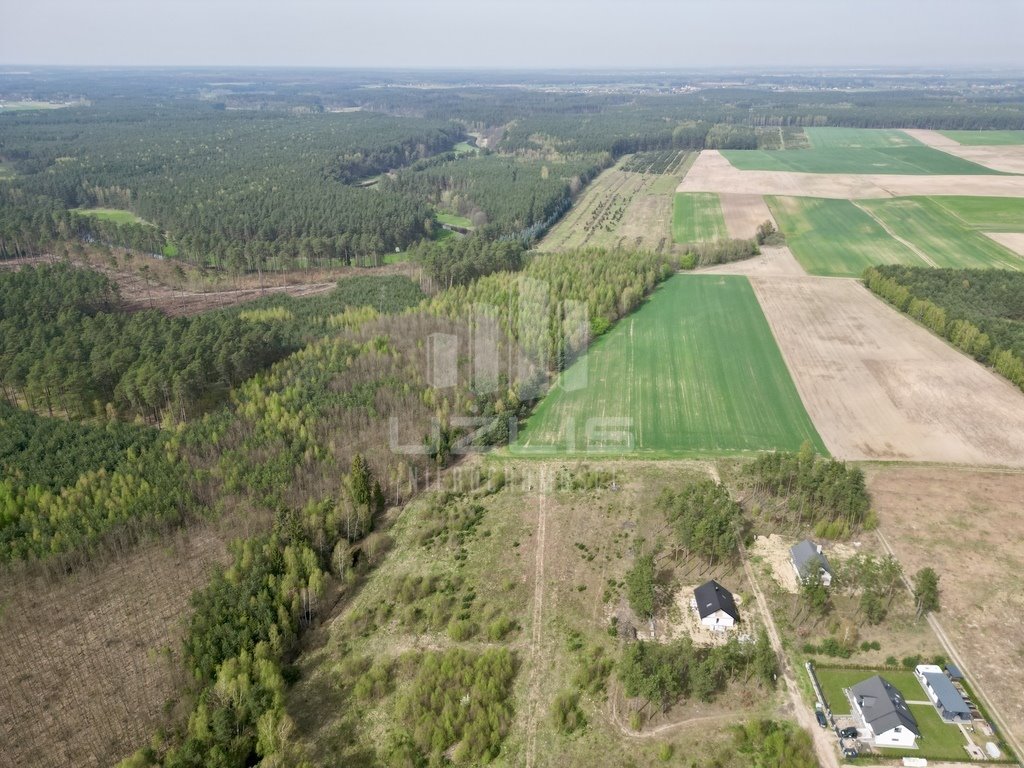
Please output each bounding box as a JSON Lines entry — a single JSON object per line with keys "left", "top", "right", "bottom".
{"left": 739, "top": 540, "right": 841, "bottom": 768}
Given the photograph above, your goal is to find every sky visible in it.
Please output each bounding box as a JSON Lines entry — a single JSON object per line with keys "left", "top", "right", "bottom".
{"left": 3, "top": 0, "right": 1023, "bottom": 70}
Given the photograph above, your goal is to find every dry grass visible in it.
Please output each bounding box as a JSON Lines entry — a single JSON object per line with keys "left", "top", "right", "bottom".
{"left": 865, "top": 466, "right": 1024, "bottom": 752}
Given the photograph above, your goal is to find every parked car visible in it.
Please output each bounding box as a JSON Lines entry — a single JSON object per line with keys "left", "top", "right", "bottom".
{"left": 839, "top": 726, "right": 859, "bottom": 739}
{"left": 815, "top": 704, "right": 828, "bottom": 728}
{"left": 843, "top": 746, "right": 859, "bottom": 758}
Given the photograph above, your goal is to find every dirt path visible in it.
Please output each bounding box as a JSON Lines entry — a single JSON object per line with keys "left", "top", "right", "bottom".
{"left": 850, "top": 201, "right": 938, "bottom": 268}
{"left": 740, "top": 539, "right": 840, "bottom": 768}
{"left": 523, "top": 467, "right": 550, "bottom": 768}
{"left": 874, "top": 528, "right": 1024, "bottom": 763}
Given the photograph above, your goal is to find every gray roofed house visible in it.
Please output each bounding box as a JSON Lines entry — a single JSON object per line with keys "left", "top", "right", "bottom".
{"left": 851, "top": 675, "right": 920, "bottom": 747}
{"left": 693, "top": 579, "right": 739, "bottom": 630}
{"left": 920, "top": 670, "right": 972, "bottom": 722}
{"left": 790, "top": 539, "right": 833, "bottom": 587}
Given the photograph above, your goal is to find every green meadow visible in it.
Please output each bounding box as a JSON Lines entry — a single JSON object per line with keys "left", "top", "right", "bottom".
{"left": 513, "top": 274, "right": 826, "bottom": 456}
{"left": 722, "top": 127, "right": 1004, "bottom": 175}
{"left": 71, "top": 207, "right": 150, "bottom": 225}
{"left": 672, "top": 192, "right": 728, "bottom": 243}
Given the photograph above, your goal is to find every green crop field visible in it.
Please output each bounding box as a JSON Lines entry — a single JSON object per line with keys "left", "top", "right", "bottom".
{"left": 769, "top": 195, "right": 1024, "bottom": 276}
{"left": 767, "top": 196, "right": 923, "bottom": 277}
{"left": 512, "top": 274, "right": 826, "bottom": 456}
{"left": 938, "top": 130, "right": 1024, "bottom": 146}
{"left": 860, "top": 197, "right": 1023, "bottom": 270}
{"left": 70, "top": 207, "right": 149, "bottom": 225}
{"left": 926, "top": 196, "right": 1024, "bottom": 230}
{"left": 672, "top": 192, "right": 727, "bottom": 243}
{"left": 722, "top": 127, "right": 1004, "bottom": 175}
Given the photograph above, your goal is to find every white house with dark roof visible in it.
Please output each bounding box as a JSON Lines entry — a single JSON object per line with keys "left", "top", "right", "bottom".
{"left": 915, "top": 664, "right": 972, "bottom": 722}
{"left": 693, "top": 579, "right": 739, "bottom": 631}
{"left": 851, "top": 675, "right": 920, "bottom": 748}
{"left": 790, "top": 539, "right": 833, "bottom": 587}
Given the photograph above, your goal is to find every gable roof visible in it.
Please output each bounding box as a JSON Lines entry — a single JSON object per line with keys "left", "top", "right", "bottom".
{"left": 922, "top": 672, "right": 971, "bottom": 717}
{"left": 790, "top": 539, "right": 833, "bottom": 578}
{"left": 693, "top": 579, "right": 739, "bottom": 621}
{"left": 851, "top": 675, "right": 920, "bottom": 737}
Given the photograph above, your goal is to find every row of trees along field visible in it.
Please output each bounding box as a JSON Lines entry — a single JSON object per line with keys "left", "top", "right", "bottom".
{"left": 0, "top": 265, "right": 291, "bottom": 421}
{"left": 864, "top": 266, "right": 1024, "bottom": 392}
{"left": 386, "top": 152, "right": 606, "bottom": 240}
{"left": 428, "top": 247, "right": 677, "bottom": 370}
{"left": 0, "top": 105, "right": 463, "bottom": 263}
{"left": 744, "top": 444, "right": 873, "bottom": 539}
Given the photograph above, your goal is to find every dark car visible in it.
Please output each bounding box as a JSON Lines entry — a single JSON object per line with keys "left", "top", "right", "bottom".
{"left": 815, "top": 709, "right": 828, "bottom": 728}
{"left": 843, "top": 746, "right": 859, "bottom": 759}
{"left": 839, "top": 726, "right": 859, "bottom": 739}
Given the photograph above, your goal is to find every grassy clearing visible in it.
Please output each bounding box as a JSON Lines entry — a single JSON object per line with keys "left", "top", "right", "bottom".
{"left": 453, "top": 140, "right": 478, "bottom": 155}
{"left": 435, "top": 211, "right": 474, "bottom": 229}
{"left": 0, "top": 100, "right": 70, "bottom": 111}
{"left": 513, "top": 274, "right": 826, "bottom": 456}
{"left": 672, "top": 192, "right": 728, "bottom": 243}
{"left": 0, "top": 162, "right": 14, "bottom": 179}
{"left": 766, "top": 196, "right": 923, "bottom": 277}
{"left": 938, "top": 130, "right": 1024, "bottom": 146}
{"left": 71, "top": 207, "right": 150, "bottom": 225}
{"left": 722, "top": 127, "right": 1004, "bottom": 175}
{"left": 860, "top": 197, "right": 1023, "bottom": 270}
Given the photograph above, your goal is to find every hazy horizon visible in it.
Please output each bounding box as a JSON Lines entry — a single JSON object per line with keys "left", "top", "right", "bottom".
{"left": 3, "top": 0, "right": 1023, "bottom": 70}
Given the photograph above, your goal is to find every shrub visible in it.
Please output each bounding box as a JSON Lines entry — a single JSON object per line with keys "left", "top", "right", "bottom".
{"left": 551, "top": 690, "right": 586, "bottom": 734}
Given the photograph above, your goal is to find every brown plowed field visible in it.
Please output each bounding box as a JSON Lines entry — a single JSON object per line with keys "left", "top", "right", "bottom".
{"left": 718, "top": 193, "right": 776, "bottom": 239}
{"left": 749, "top": 275, "right": 1024, "bottom": 466}
{"left": 678, "top": 150, "right": 1024, "bottom": 199}
{"left": 903, "top": 129, "right": 1024, "bottom": 174}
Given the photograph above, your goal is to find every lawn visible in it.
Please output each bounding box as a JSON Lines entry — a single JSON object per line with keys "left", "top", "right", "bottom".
{"left": 860, "top": 197, "right": 1023, "bottom": 270}
{"left": 722, "top": 127, "right": 1004, "bottom": 175}
{"left": 815, "top": 666, "right": 970, "bottom": 761}
{"left": 938, "top": 130, "right": 1024, "bottom": 146}
{"left": 512, "top": 274, "right": 827, "bottom": 456}
{"left": 672, "top": 192, "right": 728, "bottom": 243}
{"left": 814, "top": 667, "right": 922, "bottom": 715}
{"left": 435, "top": 211, "right": 474, "bottom": 229}
{"left": 71, "top": 207, "right": 150, "bottom": 225}
{"left": 766, "top": 196, "right": 924, "bottom": 277}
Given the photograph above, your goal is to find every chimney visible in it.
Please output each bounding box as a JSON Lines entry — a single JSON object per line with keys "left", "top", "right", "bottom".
{"left": 816, "top": 543, "right": 822, "bottom": 554}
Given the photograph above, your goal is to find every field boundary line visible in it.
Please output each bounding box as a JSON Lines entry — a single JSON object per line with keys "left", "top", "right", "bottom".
{"left": 850, "top": 200, "right": 938, "bottom": 268}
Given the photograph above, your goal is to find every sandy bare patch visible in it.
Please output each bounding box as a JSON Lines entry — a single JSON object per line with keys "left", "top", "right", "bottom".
{"left": 904, "top": 129, "right": 1024, "bottom": 174}
{"left": 718, "top": 193, "right": 776, "bottom": 239}
{"left": 750, "top": 276, "right": 1024, "bottom": 466}
{"left": 678, "top": 149, "right": 1024, "bottom": 199}
{"left": 982, "top": 231, "right": 1024, "bottom": 257}
{"left": 866, "top": 466, "right": 1024, "bottom": 751}
{"left": 698, "top": 245, "right": 806, "bottom": 277}
{"left": 749, "top": 534, "right": 799, "bottom": 593}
